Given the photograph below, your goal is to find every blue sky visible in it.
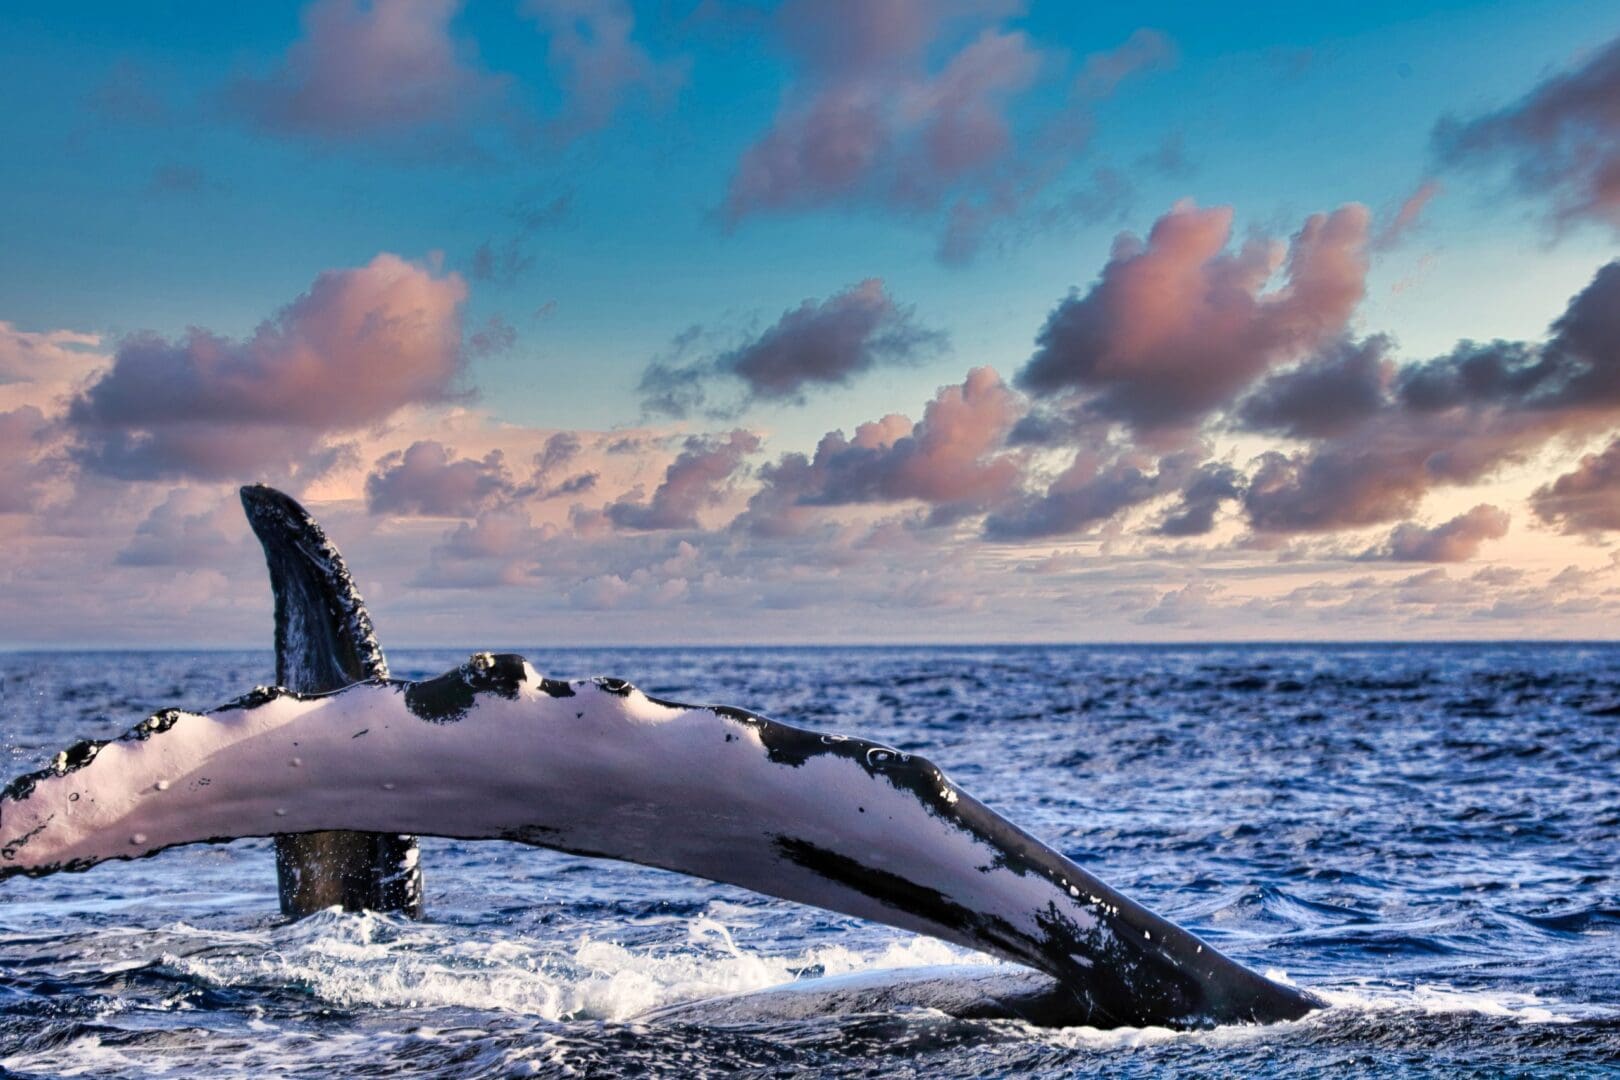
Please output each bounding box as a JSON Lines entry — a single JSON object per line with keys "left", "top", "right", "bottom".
{"left": 2, "top": 1, "right": 1620, "bottom": 646}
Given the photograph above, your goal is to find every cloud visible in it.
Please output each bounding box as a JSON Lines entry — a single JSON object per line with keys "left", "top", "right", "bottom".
{"left": 467, "top": 315, "right": 517, "bottom": 357}
{"left": 1155, "top": 461, "right": 1242, "bottom": 537}
{"left": 415, "top": 507, "right": 549, "bottom": 588}
{"left": 1237, "top": 399, "right": 1546, "bottom": 535}
{"left": 115, "top": 488, "right": 240, "bottom": 568}
{"left": 983, "top": 447, "right": 1193, "bottom": 541}
{"left": 0, "top": 407, "right": 57, "bottom": 513}
{"left": 469, "top": 190, "right": 571, "bottom": 286}
{"left": 522, "top": 0, "right": 685, "bottom": 140}
{"left": 0, "top": 324, "right": 98, "bottom": 383}
{"left": 469, "top": 242, "right": 535, "bottom": 287}
{"left": 1376, "top": 504, "right": 1511, "bottom": 562}
{"left": 723, "top": 13, "right": 1042, "bottom": 218}
{"left": 934, "top": 30, "right": 1181, "bottom": 264}
{"left": 1373, "top": 179, "right": 1442, "bottom": 250}
{"left": 1394, "top": 264, "right": 1620, "bottom": 416}
{"left": 725, "top": 280, "right": 944, "bottom": 399}
{"left": 1434, "top": 34, "right": 1620, "bottom": 231}
{"left": 722, "top": 3, "right": 1098, "bottom": 254}
{"left": 540, "top": 470, "right": 598, "bottom": 498}
{"left": 1074, "top": 28, "right": 1177, "bottom": 98}
{"left": 1017, "top": 201, "right": 1370, "bottom": 438}
{"left": 738, "top": 366, "right": 1023, "bottom": 534}
{"left": 438, "top": 508, "right": 542, "bottom": 561}
{"left": 1137, "top": 580, "right": 1221, "bottom": 626}
{"left": 367, "top": 440, "right": 513, "bottom": 516}
{"left": 607, "top": 429, "right": 760, "bottom": 530}
{"left": 1241, "top": 443, "right": 1429, "bottom": 534}
{"left": 1531, "top": 437, "right": 1620, "bottom": 533}
{"left": 639, "top": 279, "right": 945, "bottom": 415}
{"left": 535, "top": 431, "right": 581, "bottom": 475}
{"left": 937, "top": 163, "right": 1135, "bottom": 265}
{"left": 1388, "top": 258, "right": 1620, "bottom": 420}
{"left": 1237, "top": 261, "right": 1620, "bottom": 534}
{"left": 68, "top": 253, "right": 468, "bottom": 481}
{"left": 569, "top": 566, "right": 691, "bottom": 611}
{"left": 0, "top": 321, "right": 105, "bottom": 410}
{"left": 723, "top": 10, "right": 1182, "bottom": 263}
{"left": 523, "top": 430, "right": 600, "bottom": 498}
{"left": 229, "top": 0, "right": 508, "bottom": 150}
{"left": 1237, "top": 334, "right": 1395, "bottom": 439}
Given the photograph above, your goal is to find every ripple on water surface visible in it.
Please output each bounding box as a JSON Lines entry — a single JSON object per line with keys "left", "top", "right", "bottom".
{"left": 0, "top": 644, "right": 1617, "bottom": 1078}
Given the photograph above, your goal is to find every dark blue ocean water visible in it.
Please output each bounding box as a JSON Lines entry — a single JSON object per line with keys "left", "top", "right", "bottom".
{"left": 0, "top": 645, "right": 1616, "bottom": 1078}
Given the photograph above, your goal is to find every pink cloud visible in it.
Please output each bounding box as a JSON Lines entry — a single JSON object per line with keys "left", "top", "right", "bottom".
{"left": 738, "top": 366, "right": 1023, "bottom": 533}
{"left": 1018, "top": 201, "right": 1371, "bottom": 437}
{"left": 1239, "top": 261, "right": 1620, "bottom": 534}
{"left": 527, "top": 431, "right": 599, "bottom": 498}
{"left": 1434, "top": 34, "right": 1620, "bottom": 231}
{"left": 1532, "top": 437, "right": 1620, "bottom": 533}
{"left": 934, "top": 28, "right": 1180, "bottom": 264}
{"left": 982, "top": 445, "right": 1195, "bottom": 541}
{"left": 1243, "top": 442, "right": 1436, "bottom": 533}
{"left": 0, "top": 322, "right": 105, "bottom": 410}
{"left": 723, "top": 12, "right": 1180, "bottom": 262}
{"left": 523, "top": 0, "right": 685, "bottom": 140}
{"left": 0, "top": 406, "right": 57, "bottom": 513}
{"left": 1373, "top": 179, "right": 1442, "bottom": 250}
{"left": 68, "top": 253, "right": 468, "bottom": 481}
{"left": 367, "top": 440, "right": 513, "bottom": 517}
{"left": 912, "top": 28, "right": 1043, "bottom": 179}
{"left": 1379, "top": 504, "right": 1510, "bottom": 562}
{"left": 607, "top": 429, "right": 761, "bottom": 530}
{"left": 230, "top": 0, "right": 507, "bottom": 148}
{"left": 639, "top": 278, "right": 945, "bottom": 415}
{"left": 415, "top": 508, "right": 551, "bottom": 588}
{"left": 1155, "top": 461, "right": 1243, "bottom": 537}
{"left": 722, "top": 3, "right": 1044, "bottom": 221}
{"left": 1074, "top": 28, "right": 1177, "bottom": 98}
{"left": 1237, "top": 334, "right": 1396, "bottom": 439}
{"left": 115, "top": 487, "right": 242, "bottom": 568}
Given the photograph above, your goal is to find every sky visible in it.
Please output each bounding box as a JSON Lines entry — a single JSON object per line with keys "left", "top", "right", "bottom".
{"left": 3, "top": 0, "right": 1620, "bottom": 647}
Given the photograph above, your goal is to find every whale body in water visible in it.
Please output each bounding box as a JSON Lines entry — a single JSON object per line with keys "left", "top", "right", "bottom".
{"left": 0, "top": 486, "right": 1320, "bottom": 1030}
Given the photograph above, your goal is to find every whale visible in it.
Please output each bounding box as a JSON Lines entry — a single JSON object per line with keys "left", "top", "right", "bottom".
{"left": 0, "top": 486, "right": 1321, "bottom": 1030}
{"left": 240, "top": 483, "right": 422, "bottom": 919}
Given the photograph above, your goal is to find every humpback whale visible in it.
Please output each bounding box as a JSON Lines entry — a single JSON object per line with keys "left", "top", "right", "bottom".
{"left": 0, "top": 486, "right": 1320, "bottom": 1030}
{"left": 240, "top": 484, "right": 422, "bottom": 919}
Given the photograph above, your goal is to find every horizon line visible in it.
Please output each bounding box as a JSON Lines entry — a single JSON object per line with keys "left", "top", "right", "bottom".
{"left": 5, "top": 638, "right": 1620, "bottom": 653}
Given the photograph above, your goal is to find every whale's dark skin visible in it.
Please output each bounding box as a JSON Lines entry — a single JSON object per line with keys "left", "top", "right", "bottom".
{"left": 240, "top": 484, "right": 422, "bottom": 918}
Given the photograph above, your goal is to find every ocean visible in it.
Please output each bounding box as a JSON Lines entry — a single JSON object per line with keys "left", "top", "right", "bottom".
{"left": 0, "top": 644, "right": 1616, "bottom": 1078}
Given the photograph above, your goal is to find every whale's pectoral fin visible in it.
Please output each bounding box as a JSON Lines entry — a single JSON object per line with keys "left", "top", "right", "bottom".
{"left": 239, "top": 484, "right": 423, "bottom": 919}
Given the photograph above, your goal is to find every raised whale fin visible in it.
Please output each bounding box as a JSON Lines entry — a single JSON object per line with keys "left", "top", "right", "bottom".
{"left": 0, "top": 663, "right": 1320, "bottom": 1028}
{"left": 239, "top": 484, "right": 423, "bottom": 919}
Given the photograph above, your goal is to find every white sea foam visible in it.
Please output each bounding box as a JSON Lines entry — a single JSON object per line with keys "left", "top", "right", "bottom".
{"left": 160, "top": 906, "right": 979, "bottom": 1024}
{"left": 1309, "top": 979, "right": 1617, "bottom": 1023}
{"left": 55, "top": 907, "right": 1612, "bottom": 1041}
{"left": 1025, "top": 975, "right": 1618, "bottom": 1050}
{"left": 4, "top": 913, "right": 1615, "bottom": 1079}
{"left": 3, "top": 1035, "right": 157, "bottom": 1077}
